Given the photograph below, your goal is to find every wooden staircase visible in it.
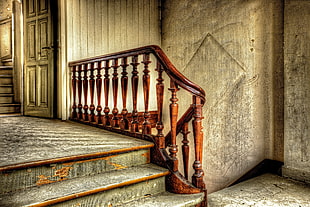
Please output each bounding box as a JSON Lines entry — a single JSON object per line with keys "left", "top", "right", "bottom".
{"left": 0, "top": 45, "right": 207, "bottom": 206}
{"left": 0, "top": 59, "right": 21, "bottom": 114}
{"left": 0, "top": 116, "right": 204, "bottom": 206}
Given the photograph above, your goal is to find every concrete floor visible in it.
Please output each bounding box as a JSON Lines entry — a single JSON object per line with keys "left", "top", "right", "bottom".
{"left": 208, "top": 173, "right": 310, "bottom": 207}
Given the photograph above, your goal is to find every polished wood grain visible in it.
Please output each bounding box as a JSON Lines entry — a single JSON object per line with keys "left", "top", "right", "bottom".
{"left": 89, "top": 63, "right": 96, "bottom": 122}
{"left": 71, "top": 66, "right": 77, "bottom": 119}
{"left": 82, "top": 64, "right": 89, "bottom": 121}
{"left": 120, "top": 57, "right": 129, "bottom": 130}
{"left": 155, "top": 61, "right": 165, "bottom": 149}
{"left": 181, "top": 122, "right": 190, "bottom": 180}
{"left": 96, "top": 61, "right": 103, "bottom": 124}
{"left": 142, "top": 53, "right": 151, "bottom": 135}
{"left": 130, "top": 55, "right": 139, "bottom": 133}
{"left": 69, "top": 45, "right": 206, "bottom": 199}
{"left": 168, "top": 80, "right": 179, "bottom": 172}
{"left": 77, "top": 65, "right": 83, "bottom": 120}
{"left": 103, "top": 60, "right": 110, "bottom": 126}
{"left": 192, "top": 96, "right": 205, "bottom": 190}
{"left": 112, "top": 58, "right": 119, "bottom": 127}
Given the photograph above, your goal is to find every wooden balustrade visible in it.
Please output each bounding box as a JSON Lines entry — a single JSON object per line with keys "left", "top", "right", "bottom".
{"left": 69, "top": 45, "right": 206, "bottom": 199}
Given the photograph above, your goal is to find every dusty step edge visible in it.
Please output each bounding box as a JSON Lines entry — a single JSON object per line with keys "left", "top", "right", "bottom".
{"left": 0, "top": 66, "right": 13, "bottom": 69}
{"left": 0, "top": 148, "right": 151, "bottom": 194}
{"left": 0, "top": 103, "right": 20, "bottom": 106}
{"left": 4, "top": 164, "right": 170, "bottom": 207}
{"left": 117, "top": 191, "right": 205, "bottom": 207}
{"left": 0, "top": 94, "right": 14, "bottom": 96}
{"left": 29, "top": 172, "right": 169, "bottom": 207}
{"left": 0, "top": 143, "right": 154, "bottom": 172}
{"left": 51, "top": 177, "right": 167, "bottom": 207}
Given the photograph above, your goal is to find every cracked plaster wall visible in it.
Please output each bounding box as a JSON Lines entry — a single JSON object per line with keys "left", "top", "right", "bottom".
{"left": 283, "top": 0, "right": 310, "bottom": 184}
{"left": 161, "top": 0, "right": 284, "bottom": 193}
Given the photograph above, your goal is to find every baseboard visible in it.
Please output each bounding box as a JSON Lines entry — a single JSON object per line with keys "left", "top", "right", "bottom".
{"left": 229, "top": 159, "right": 283, "bottom": 186}
{"left": 282, "top": 166, "right": 310, "bottom": 184}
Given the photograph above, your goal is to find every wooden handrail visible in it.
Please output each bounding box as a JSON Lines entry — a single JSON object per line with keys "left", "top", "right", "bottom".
{"left": 68, "top": 45, "right": 207, "bottom": 198}
{"left": 69, "top": 45, "right": 205, "bottom": 103}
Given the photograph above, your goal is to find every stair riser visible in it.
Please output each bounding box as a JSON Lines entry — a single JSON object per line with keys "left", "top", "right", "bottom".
{"left": 1, "top": 59, "right": 13, "bottom": 66}
{"left": 0, "top": 149, "right": 150, "bottom": 194}
{"left": 51, "top": 177, "right": 166, "bottom": 207}
{"left": 0, "top": 96, "right": 13, "bottom": 103}
{"left": 0, "top": 105, "right": 20, "bottom": 114}
{"left": 0, "top": 69, "right": 12, "bottom": 75}
{"left": 0, "top": 77, "right": 12, "bottom": 85}
{"left": 0, "top": 86, "right": 13, "bottom": 94}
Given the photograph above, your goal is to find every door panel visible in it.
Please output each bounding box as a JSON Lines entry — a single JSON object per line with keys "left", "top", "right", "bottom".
{"left": 26, "top": 66, "right": 36, "bottom": 106}
{"left": 24, "top": 0, "right": 55, "bottom": 118}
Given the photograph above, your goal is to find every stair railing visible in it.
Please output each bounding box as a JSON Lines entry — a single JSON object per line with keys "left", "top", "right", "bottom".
{"left": 69, "top": 45, "right": 206, "bottom": 195}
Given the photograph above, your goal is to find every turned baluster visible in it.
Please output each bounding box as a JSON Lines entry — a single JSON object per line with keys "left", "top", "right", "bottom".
{"left": 169, "top": 80, "right": 179, "bottom": 172}
{"left": 111, "top": 58, "right": 119, "bottom": 127}
{"left": 71, "top": 66, "right": 77, "bottom": 119}
{"left": 155, "top": 62, "right": 165, "bottom": 148}
{"left": 181, "top": 122, "right": 190, "bottom": 179}
{"left": 192, "top": 96, "right": 205, "bottom": 189}
{"left": 120, "top": 57, "right": 129, "bottom": 130}
{"left": 96, "top": 61, "right": 103, "bottom": 124}
{"left": 77, "top": 65, "right": 83, "bottom": 120}
{"left": 89, "top": 62, "right": 96, "bottom": 122}
{"left": 142, "top": 53, "right": 151, "bottom": 135}
{"left": 103, "top": 60, "right": 111, "bottom": 126}
{"left": 130, "top": 55, "right": 140, "bottom": 132}
{"left": 82, "top": 64, "right": 89, "bottom": 121}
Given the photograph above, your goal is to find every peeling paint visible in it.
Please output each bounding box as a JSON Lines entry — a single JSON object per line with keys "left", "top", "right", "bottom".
{"left": 36, "top": 175, "right": 56, "bottom": 186}
{"left": 36, "top": 167, "right": 72, "bottom": 186}
{"left": 54, "top": 167, "right": 72, "bottom": 178}
{"left": 108, "top": 162, "right": 127, "bottom": 170}
{"left": 141, "top": 151, "right": 151, "bottom": 163}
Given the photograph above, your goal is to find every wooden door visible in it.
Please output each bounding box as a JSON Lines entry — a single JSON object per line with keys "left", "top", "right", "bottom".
{"left": 23, "top": 0, "right": 56, "bottom": 118}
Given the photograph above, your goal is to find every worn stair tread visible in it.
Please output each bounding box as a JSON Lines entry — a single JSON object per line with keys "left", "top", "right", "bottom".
{"left": 118, "top": 192, "right": 205, "bottom": 207}
{"left": 0, "top": 93, "right": 14, "bottom": 96}
{"left": 0, "top": 103, "right": 20, "bottom": 106}
{"left": 0, "top": 66, "right": 13, "bottom": 69}
{"left": 208, "top": 173, "right": 310, "bottom": 207}
{"left": 0, "top": 84, "right": 13, "bottom": 86}
{"left": 0, "top": 116, "right": 154, "bottom": 170}
{"left": 0, "top": 164, "right": 169, "bottom": 207}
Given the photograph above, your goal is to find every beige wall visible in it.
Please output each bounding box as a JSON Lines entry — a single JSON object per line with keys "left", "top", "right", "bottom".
{"left": 162, "top": 0, "right": 284, "bottom": 193}
{"left": 58, "top": 0, "right": 161, "bottom": 119}
{"left": 283, "top": 0, "right": 310, "bottom": 184}
{"left": 66, "top": 0, "right": 161, "bottom": 62}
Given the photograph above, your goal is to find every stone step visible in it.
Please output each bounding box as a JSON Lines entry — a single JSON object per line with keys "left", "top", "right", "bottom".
{"left": 0, "top": 66, "right": 13, "bottom": 75}
{"left": 0, "top": 94, "right": 14, "bottom": 103}
{"left": 0, "top": 75, "right": 13, "bottom": 85}
{"left": 0, "top": 117, "right": 154, "bottom": 168}
{"left": 0, "top": 164, "right": 169, "bottom": 207}
{"left": 0, "top": 147, "right": 151, "bottom": 194}
{"left": 0, "top": 85, "right": 13, "bottom": 94}
{"left": 1, "top": 59, "right": 12, "bottom": 66}
{"left": 0, "top": 103, "right": 20, "bottom": 114}
{"left": 208, "top": 173, "right": 310, "bottom": 207}
{"left": 0, "top": 116, "right": 154, "bottom": 193}
{"left": 117, "top": 191, "right": 205, "bottom": 207}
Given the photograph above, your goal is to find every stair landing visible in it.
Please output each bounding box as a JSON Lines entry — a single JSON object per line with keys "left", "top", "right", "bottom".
{"left": 0, "top": 116, "right": 205, "bottom": 206}
{"left": 0, "top": 116, "right": 153, "bottom": 169}
{"left": 208, "top": 173, "right": 310, "bottom": 207}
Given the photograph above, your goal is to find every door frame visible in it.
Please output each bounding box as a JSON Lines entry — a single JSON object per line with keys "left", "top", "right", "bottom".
{"left": 14, "top": 0, "right": 68, "bottom": 119}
